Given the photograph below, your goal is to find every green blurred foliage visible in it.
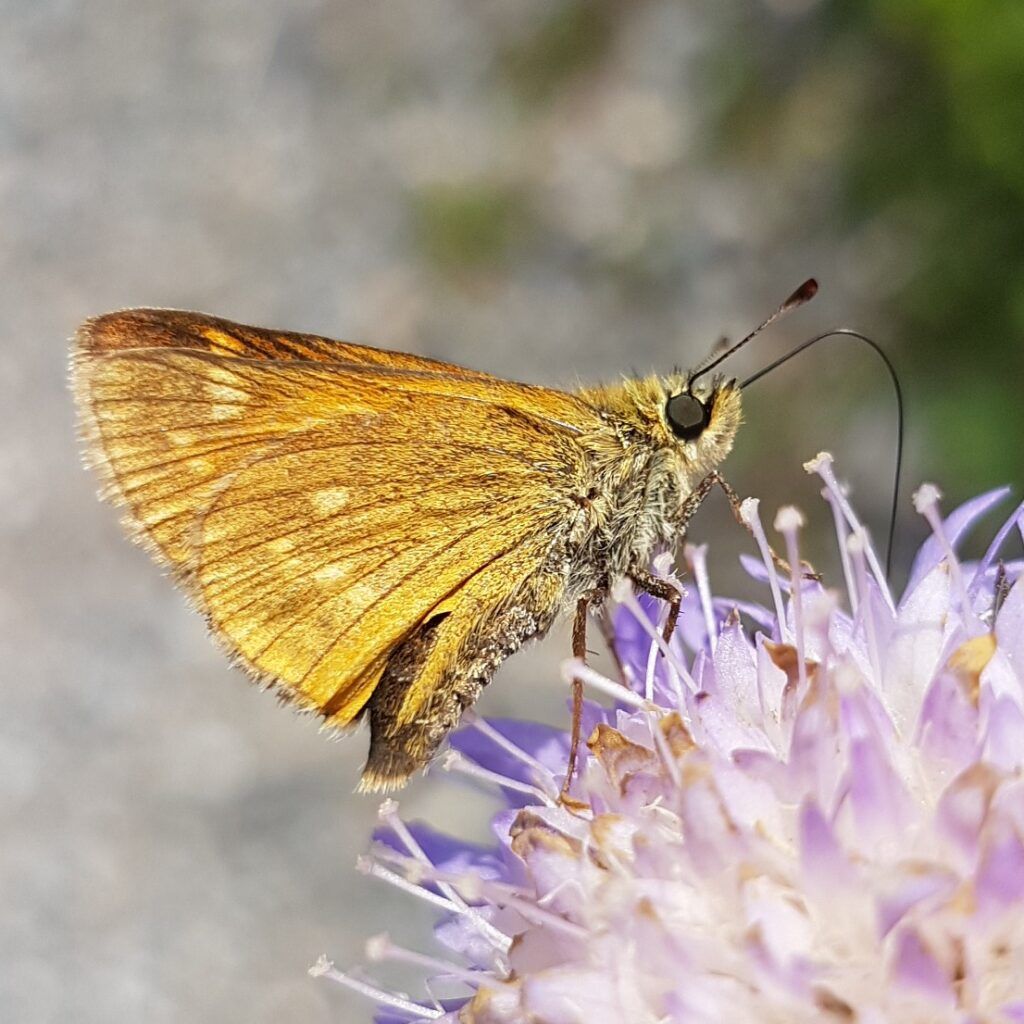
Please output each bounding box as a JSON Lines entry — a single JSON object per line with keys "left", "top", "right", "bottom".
{"left": 721, "top": 0, "right": 1024, "bottom": 499}
{"left": 499, "top": 0, "right": 618, "bottom": 104}
{"left": 856, "top": 0, "right": 1024, "bottom": 491}
{"left": 411, "top": 182, "right": 529, "bottom": 274}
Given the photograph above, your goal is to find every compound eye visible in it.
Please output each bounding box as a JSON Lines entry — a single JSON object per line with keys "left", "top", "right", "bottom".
{"left": 666, "top": 393, "right": 709, "bottom": 440}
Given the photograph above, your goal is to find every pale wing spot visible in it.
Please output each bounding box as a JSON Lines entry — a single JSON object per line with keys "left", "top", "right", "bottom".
{"left": 206, "top": 365, "right": 246, "bottom": 387}
{"left": 313, "top": 563, "right": 348, "bottom": 583}
{"left": 203, "top": 518, "right": 230, "bottom": 544}
{"left": 312, "top": 486, "right": 350, "bottom": 514}
{"left": 268, "top": 537, "right": 296, "bottom": 554}
{"left": 211, "top": 404, "right": 243, "bottom": 421}
{"left": 332, "top": 580, "right": 379, "bottom": 619}
{"left": 207, "top": 383, "right": 249, "bottom": 404}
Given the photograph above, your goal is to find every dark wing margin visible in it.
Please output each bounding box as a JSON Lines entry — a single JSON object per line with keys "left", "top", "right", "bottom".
{"left": 78, "top": 307, "right": 500, "bottom": 378}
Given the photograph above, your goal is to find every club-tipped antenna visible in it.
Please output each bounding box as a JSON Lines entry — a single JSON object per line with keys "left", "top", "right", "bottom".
{"left": 689, "top": 278, "right": 819, "bottom": 387}
{"left": 742, "top": 328, "right": 905, "bottom": 579}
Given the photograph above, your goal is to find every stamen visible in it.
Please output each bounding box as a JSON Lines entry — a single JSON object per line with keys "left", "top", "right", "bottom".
{"left": 366, "top": 933, "right": 495, "bottom": 989}
{"left": 464, "top": 711, "right": 559, "bottom": 797}
{"left": 441, "top": 750, "right": 556, "bottom": 806}
{"left": 619, "top": 587, "right": 695, "bottom": 700}
{"left": 739, "top": 497, "right": 789, "bottom": 637}
{"left": 823, "top": 485, "right": 858, "bottom": 615}
{"left": 649, "top": 712, "right": 682, "bottom": 788}
{"left": 805, "top": 453, "right": 896, "bottom": 614}
{"left": 378, "top": 801, "right": 511, "bottom": 953}
{"left": 775, "top": 506, "right": 808, "bottom": 691}
{"left": 309, "top": 956, "right": 444, "bottom": 1019}
{"left": 913, "top": 484, "right": 980, "bottom": 632}
{"left": 685, "top": 543, "right": 718, "bottom": 652}
{"left": 357, "top": 855, "right": 464, "bottom": 915}
{"left": 535, "top": 874, "right": 587, "bottom": 907}
{"left": 457, "top": 882, "right": 588, "bottom": 940}
{"left": 380, "top": 858, "right": 590, "bottom": 941}
{"left": 644, "top": 633, "right": 659, "bottom": 703}
{"left": 562, "top": 657, "right": 654, "bottom": 711}
{"left": 368, "top": 846, "right": 513, "bottom": 908}
{"left": 848, "top": 532, "right": 882, "bottom": 685}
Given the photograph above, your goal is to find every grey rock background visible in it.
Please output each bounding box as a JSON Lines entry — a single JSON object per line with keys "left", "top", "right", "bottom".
{"left": 1, "top": 2, "right": 924, "bottom": 1021}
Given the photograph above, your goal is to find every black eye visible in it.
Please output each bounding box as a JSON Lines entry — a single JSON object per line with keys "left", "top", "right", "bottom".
{"left": 666, "top": 393, "right": 709, "bottom": 440}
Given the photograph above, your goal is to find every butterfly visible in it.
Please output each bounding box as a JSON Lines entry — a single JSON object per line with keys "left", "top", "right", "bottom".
{"left": 71, "top": 282, "right": 815, "bottom": 793}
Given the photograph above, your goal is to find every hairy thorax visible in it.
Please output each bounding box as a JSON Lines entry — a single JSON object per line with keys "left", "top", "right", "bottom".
{"left": 562, "top": 426, "right": 690, "bottom": 597}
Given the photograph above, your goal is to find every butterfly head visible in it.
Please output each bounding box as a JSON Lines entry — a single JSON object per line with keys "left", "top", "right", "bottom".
{"left": 660, "top": 371, "right": 742, "bottom": 478}
{"left": 584, "top": 372, "right": 742, "bottom": 481}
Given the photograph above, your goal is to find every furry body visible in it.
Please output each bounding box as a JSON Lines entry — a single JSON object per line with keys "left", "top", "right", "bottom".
{"left": 364, "top": 374, "right": 742, "bottom": 788}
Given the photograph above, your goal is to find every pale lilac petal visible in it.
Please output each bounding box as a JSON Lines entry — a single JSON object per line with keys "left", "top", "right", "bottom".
{"left": 889, "top": 927, "right": 954, "bottom": 1005}
{"left": 522, "top": 969, "right": 622, "bottom": 1024}
{"left": 787, "top": 681, "right": 844, "bottom": 810}
{"left": 846, "top": 731, "right": 913, "bottom": 845}
{"left": 714, "top": 596, "right": 776, "bottom": 633}
{"left": 906, "top": 486, "right": 1010, "bottom": 596}
{"left": 884, "top": 562, "right": 952, "bottom": 715}
{"left": 732, "top": 746, "right": 794, "bottom": 800}
{"left": 612, "top": 592, "right": 661, "bottom": 665}
{"left": 997, "top": 576, "right": 1024, "bottom": 674}
{"left": 984, "top": 694, "right": 1024, "bottom": 772}
{"left": 981, "top": 649, "right": 1024, "bottom": 709}
{"left": 970, "top": 496, "right": 1024, "bottom": 595}
{"left": 917, "top": 671, "right": 980, "bottom": 773}
{"left": 434, "top": 913, "right": 509, "bottom": 968}
{"left": 799, "top": 799, "right": 855, "bottom": 892}
{"left": 876, "top": 870, "right": 956, "bottom": 937}
{"left": 709, "top": 619, "right": 762, "bottom": 727}
{"left": 976, "top": 819, "right": 1024, "bottom": 912}
{"left": 332, "top": 479, "right": 1024, "bottom": 1023}
{"left": 936, "top": 763, "right": 1000, "bottom": 861}
{"left": 754, "top": 636, "right": 788, "bottom": 746}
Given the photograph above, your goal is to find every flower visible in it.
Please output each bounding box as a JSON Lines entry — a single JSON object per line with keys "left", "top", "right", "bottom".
{"left": 313, "top": 454, "right": 1024, "bottom": 1023}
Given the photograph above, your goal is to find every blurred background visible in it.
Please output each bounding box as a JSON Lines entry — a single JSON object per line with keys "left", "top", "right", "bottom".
{"left": 2, "top": 1, "right": 1022, "bottom": 1020}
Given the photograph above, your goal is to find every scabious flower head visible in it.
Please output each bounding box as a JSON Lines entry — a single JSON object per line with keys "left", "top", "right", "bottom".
{"left": 314, "top": 454, "right": 1024, "bottom": 1024}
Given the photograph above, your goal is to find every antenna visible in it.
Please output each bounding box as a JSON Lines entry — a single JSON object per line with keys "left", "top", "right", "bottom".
{"left": 689, "top": 278, "right": 818, "bottom": 387}
{"left": 742, "top": 329, "right": 905, "bottom": 578}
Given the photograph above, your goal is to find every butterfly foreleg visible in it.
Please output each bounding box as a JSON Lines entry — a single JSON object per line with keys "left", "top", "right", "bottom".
{"left": 681, "top": 470, "right": 812, "bottom": 579}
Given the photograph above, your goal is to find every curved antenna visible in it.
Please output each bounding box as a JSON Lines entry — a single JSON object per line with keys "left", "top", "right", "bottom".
{"left": 742, "top": 329, "right": 905, "bottom": 578}
{"left": 689, "top": 278, "right": 819, "bottom": 387}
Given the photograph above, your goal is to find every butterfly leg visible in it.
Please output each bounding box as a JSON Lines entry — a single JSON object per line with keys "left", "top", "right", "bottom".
{"left": 629, "top": 569, "right": 683, "bottom": 644}
{"left": 683, "top": 470, "right": 815, "bottom": 579}
{"left": 562, "top": 586, "right": 606, "bottom": 799}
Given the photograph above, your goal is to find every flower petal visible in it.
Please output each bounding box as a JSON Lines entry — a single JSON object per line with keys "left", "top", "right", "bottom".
{"left": 905, "top": 486, "right": 1010, "bottom": 597}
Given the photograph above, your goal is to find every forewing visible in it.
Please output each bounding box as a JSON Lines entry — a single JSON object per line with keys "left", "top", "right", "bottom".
{"left": 80, "top": 307, "right": 500, "bottom": 376}
{"left": 73, "top": 312, "right": 598, "bottom": 725}
{"left": 198, "top": 414, "right": 574, "bottom": 724}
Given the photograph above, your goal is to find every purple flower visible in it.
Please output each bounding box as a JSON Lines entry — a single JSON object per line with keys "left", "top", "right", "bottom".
{"left": 314, "top": 454, "right": 1024, "bottom": 1023}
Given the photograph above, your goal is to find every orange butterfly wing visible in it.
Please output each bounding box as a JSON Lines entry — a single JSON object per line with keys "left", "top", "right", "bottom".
{"left": 80, "top": 306, "right": 501, "bottom": 377}
{"left": 73, "top": 310, "right": 599, "bottom": 726}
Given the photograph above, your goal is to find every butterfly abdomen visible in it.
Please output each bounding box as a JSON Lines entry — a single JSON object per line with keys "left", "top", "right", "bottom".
{"left": 360, "top": 571, "right": 565, "bottom": 792}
